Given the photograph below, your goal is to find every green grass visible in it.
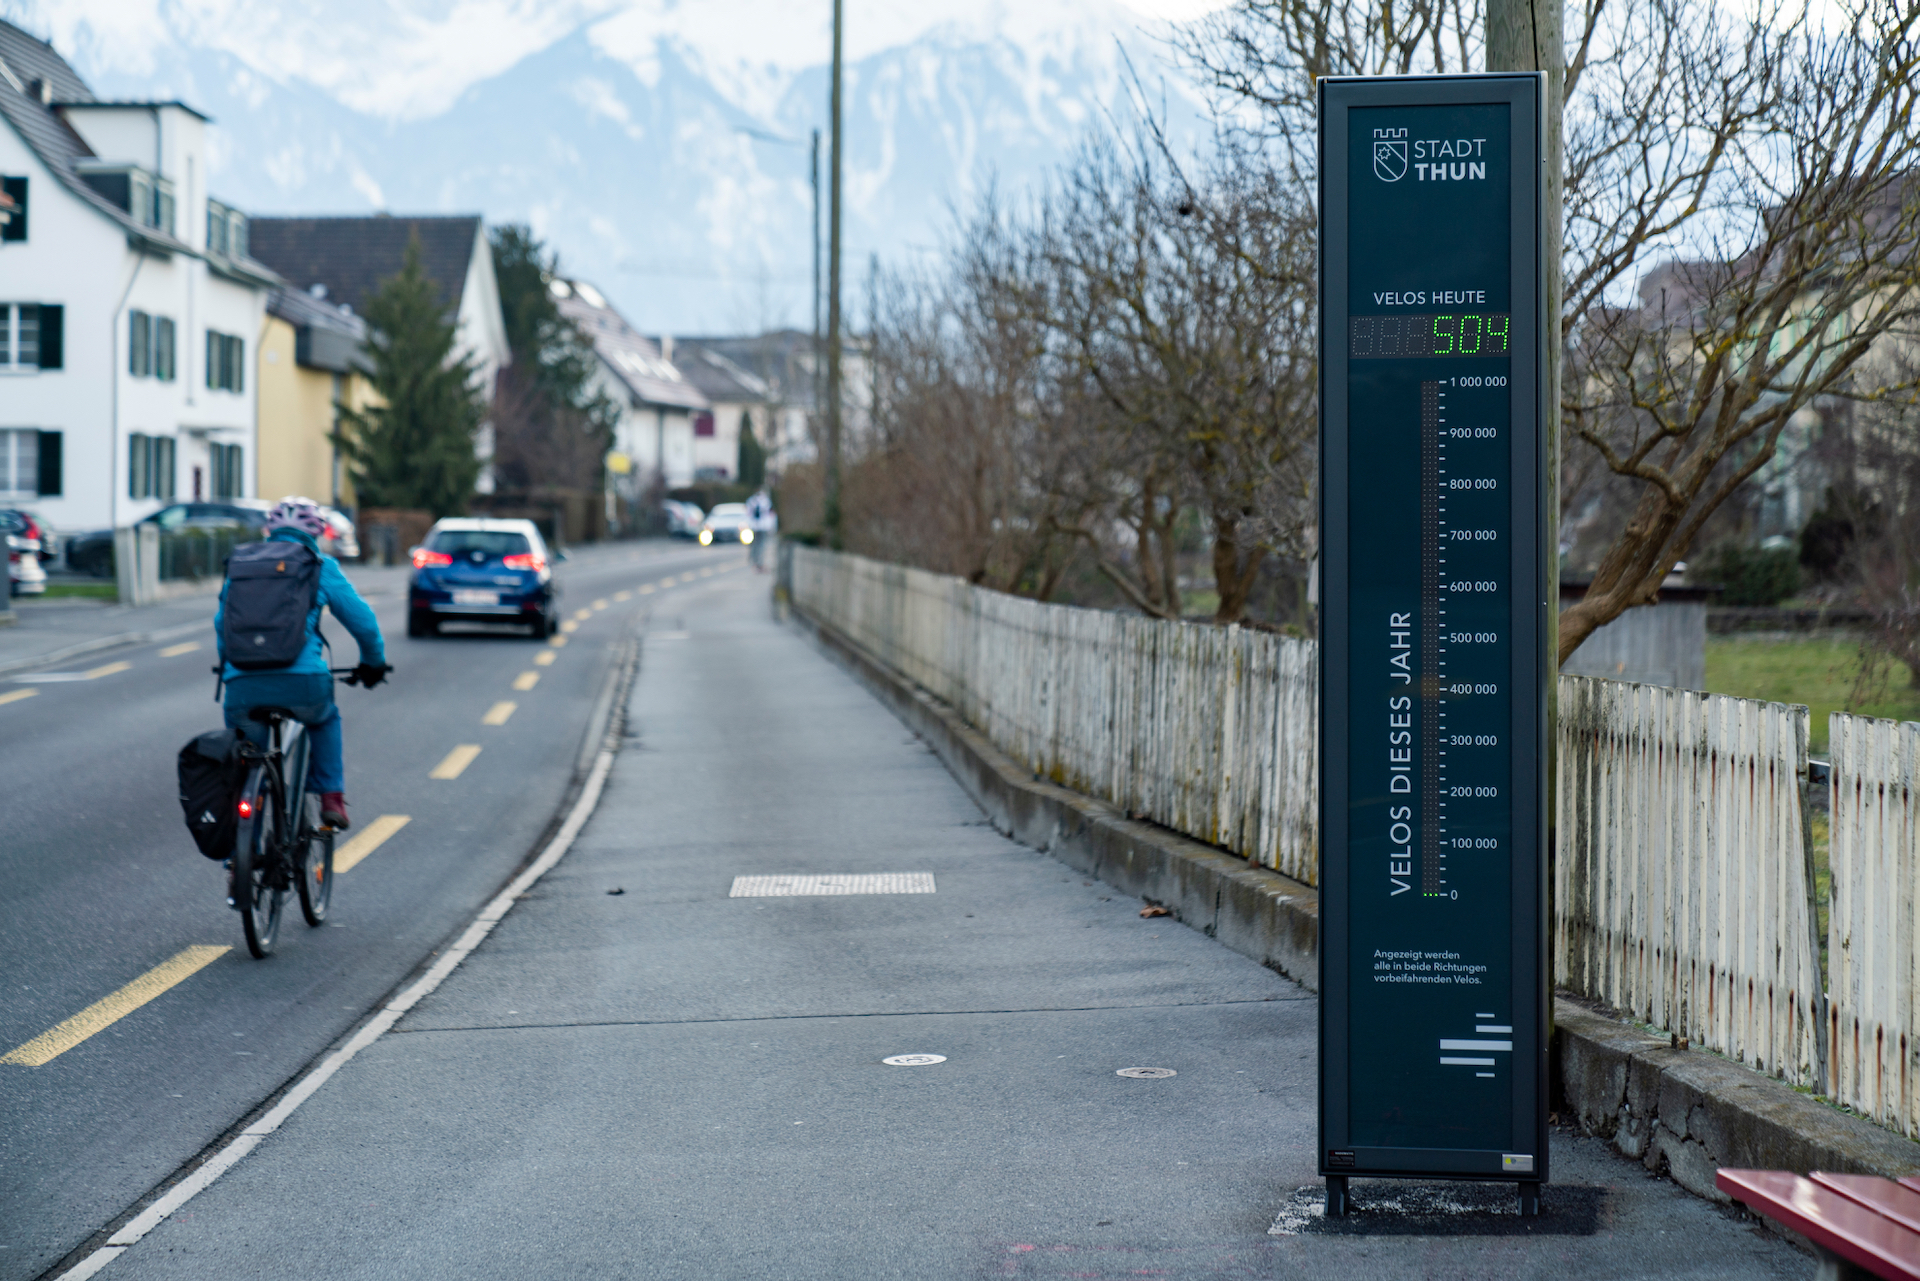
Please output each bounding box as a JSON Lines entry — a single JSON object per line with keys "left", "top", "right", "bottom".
{"left": 1703, "top": 636, "right": 1920, "bottom": 754}
{"left": 26, "top": 581, "right": 121, "bottom": 600}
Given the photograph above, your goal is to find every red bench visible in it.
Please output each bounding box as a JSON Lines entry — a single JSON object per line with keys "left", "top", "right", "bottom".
{"left": 1717, "top": 1169, "right": 1920, "bottom": 1280}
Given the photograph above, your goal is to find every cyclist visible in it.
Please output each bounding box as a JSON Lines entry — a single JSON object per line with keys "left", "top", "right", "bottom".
{"left": 215, "top": 497, "right": 387, "bottom": 835}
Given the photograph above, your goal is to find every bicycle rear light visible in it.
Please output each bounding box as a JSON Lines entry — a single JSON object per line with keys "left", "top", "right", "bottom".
{"left": 238, "top": 797, "right": 255, "bottom": 818}
{"left": 411, "top": 548, "right": 453, "bottom": 568}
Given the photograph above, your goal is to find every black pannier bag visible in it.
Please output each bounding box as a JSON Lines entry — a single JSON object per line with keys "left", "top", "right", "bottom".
{"left": 178, "top": 729, "right": 247, "bottom": 858}
{"left": 221, "top": 540, "right": 320, "bottom": 671}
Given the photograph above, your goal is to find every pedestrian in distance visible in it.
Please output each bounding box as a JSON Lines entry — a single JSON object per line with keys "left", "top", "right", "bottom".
{"left": 746, "top": 490, "right": 776, "bottom": 572}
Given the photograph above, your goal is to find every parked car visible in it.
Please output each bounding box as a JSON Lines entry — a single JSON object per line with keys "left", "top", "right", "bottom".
{"left": 62, "top": 502, "right": 272, "bottom": 578}
{"left": 407, "top": 517, "right": 563, "bottom": 638}
{"left": 2, "top": 510, "right": 47, "bottom": 595}
{"left": 664, "top": 501, "right": 705, "bottom": 540}
{"left": 698, "top": 503, "right": 754, "bottom": 547}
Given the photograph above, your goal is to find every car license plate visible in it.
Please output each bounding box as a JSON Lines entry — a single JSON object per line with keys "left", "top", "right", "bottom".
{"left": 452, "top": 589, "right": 499, "bottom": 606}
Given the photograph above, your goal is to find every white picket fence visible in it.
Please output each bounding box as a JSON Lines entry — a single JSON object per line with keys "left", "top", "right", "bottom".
{"left": 787, "top": 546, "right": 1320, "bottom": 883}
{"left": 1828, "top": 714, "right": 1920, "bottom": 1136}
{"left": 1554, "top": 677, "right": 1823, "bottom": 1088}
{"left": 788, "top": 546, "right": 1920, "bottom": 1109}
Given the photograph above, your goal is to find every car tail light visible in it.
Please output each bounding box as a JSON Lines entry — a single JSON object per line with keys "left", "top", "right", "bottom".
{"left": 412, "top": 548, "right": 453, "bottom": 568}
{"left": 502, "top": 552, "right": 547, "bottom": 572}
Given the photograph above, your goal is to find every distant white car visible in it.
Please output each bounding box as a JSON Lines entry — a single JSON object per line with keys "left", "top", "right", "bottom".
{"left": 3, "top": 511, "right": 46, "bottom": 595}
{"left": 699, "top": 502, "right": 754, "bottom": 547}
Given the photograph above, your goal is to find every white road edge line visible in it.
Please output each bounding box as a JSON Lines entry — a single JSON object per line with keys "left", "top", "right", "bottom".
{"left": 65, "top": 745, "right": 620, "bottom": 1276}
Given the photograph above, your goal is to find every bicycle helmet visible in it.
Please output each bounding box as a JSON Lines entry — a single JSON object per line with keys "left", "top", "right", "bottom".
{"left": 266, "top": 496, "right": 331, "bottom": 539}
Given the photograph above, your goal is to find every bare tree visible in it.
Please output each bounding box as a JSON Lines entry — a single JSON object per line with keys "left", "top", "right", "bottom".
{"left": 1185, "top": 0, "right": 1920, "bottom": 663}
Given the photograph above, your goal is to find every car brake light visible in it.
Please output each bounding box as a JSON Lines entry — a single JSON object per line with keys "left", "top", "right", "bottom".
{"left": 412, "top": 548, "right": 453, "bottom": 568}
{"left": 502, "top": 552, "right": 546, "bottom": 572}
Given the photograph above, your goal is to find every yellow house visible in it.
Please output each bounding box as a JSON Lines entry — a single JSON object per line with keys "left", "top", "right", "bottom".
{"left": 257, "top": 286, "right": 376, "bottom": 509}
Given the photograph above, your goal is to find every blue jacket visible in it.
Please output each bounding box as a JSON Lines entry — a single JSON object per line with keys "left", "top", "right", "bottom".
{"left": 215, "top": 526, "right": 385, "bottom": 683}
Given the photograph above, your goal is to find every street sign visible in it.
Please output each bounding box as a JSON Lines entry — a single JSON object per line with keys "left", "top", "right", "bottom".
{"left": 1316, "top": 74, "right": 1549, "bottom": 1215}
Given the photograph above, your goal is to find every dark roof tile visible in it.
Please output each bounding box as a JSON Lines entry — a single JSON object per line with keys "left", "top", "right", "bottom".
{"left": 248, "top": 215, "right": 481, "bottom": 317}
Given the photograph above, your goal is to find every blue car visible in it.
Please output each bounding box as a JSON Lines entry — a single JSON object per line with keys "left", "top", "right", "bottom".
{"left": 407, "top": 518, "right": 562, "bottom": 638}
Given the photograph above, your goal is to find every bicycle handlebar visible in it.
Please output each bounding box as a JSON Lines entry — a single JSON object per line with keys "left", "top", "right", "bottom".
{"left": 332, "top": 664, "right": 393, "bottom": 688}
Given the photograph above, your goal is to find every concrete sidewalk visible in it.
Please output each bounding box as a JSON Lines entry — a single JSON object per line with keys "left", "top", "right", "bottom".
{"left": 100, "top": 569, "right": 1804, "bottom": 1279}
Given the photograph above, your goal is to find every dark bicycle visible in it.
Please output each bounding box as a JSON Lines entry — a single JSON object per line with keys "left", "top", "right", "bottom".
{"left": 229, "top": 667, "right": 376, "bottom": 958}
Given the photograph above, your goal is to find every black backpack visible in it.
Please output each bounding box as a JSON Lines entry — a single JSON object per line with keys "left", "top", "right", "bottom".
{"left": 178, "top": 729, "right": 247, "bottom": 859}
{"left": 221, "top": 540, "right": 320, "bottom": 671}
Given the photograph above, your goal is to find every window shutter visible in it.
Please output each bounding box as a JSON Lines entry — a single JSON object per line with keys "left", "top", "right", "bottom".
{"left": 130, "top": 311, "right": 149, "bottom": 377}
{"left": 205, "top": 330, "right": 216, "bottom": 389}
{"left": 234, "top": 336, "right": 244, "bottom": 392}
{"left": 155, "top": 317, "right": 173, "bottom": 381}
{"left": 36, "top": 431, "right": 61, "bottom": 496}
{"left": 129, "top": 433, "right": 148, "bottom": 498}
{"left": 36, "top": 304, "right": 61, "bottom": 369}
{"left": 1, "top": 176, "right": 24, "bottom": 242}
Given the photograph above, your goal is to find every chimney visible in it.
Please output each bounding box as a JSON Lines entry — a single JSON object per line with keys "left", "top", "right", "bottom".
{"left": 28, "top": 78, "right": 52, "bottom": 105}
{"left": 661, "top": 335, "right": 675, "bottom": 363}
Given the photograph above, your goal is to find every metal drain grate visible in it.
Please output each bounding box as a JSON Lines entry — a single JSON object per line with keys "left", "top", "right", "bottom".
{"left": 729, "top": 873, "right": 936, "bottom": 898}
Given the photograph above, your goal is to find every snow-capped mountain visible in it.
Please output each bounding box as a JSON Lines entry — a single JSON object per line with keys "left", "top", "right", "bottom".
{"left": 5, "top": 0, "right": 1214, "bottom": 333}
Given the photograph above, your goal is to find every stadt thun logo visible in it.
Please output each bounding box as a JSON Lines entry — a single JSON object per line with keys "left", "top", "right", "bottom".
{"left": 1373, "top": 129, "right": 1408, "bottom": 182}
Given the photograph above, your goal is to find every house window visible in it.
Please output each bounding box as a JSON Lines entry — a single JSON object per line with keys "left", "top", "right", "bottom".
{"left": 1, "top": 176, "right": 24, "bottom": 242}
{"left": 0, "top": 304, "right": 60, "bottom": 371}
{"left": 130, "top": 313, "right": 177, "bottom": 380}
{"left": 210, "top": 443, "right": 243, "bottom": 499}
{"left": 206, "top": 330, "right": 243, "bottom": 392}
{"left": 694, "top": 411, "right": 716, "bottom": 438}
{"left": 0, "top": 429, "right": 37, "bottom": 498}
{"left": 207, "top": 200, "right": 228, "bottom": 255}
{"left": 129, "top": 433, "right": 176, "bottom": 500}
{"left": 130, "top": 311, "right": 151, "bottom": 376}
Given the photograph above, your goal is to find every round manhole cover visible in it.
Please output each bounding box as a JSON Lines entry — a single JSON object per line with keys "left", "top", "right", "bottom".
{"left": 882, "top": 1054, "right": 947, "bottom": 1067}
{"left": 1116, "top": 1067, "right": 1177, "bottom": 1079}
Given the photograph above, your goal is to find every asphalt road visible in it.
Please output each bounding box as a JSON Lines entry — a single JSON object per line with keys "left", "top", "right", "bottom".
{"left": 81, "top": 567, "right": 1806, "bottom": 1279}
{"left": 0, "top": 538, "right": 756, "bottom": 1281}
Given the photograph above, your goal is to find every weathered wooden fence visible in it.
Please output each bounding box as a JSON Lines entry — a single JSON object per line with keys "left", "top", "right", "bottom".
{"left": 1827, "top": 714, "right": 1920, "bottom": 1135}
{"left": 789, "top": 547, "right": 1920, "bottom": 1110}
{"left": 788, "top": 546, "right": 1321, "bottom": 884}
{"left": 1555, "top": 677, "right": 1823, "bottom": 1088}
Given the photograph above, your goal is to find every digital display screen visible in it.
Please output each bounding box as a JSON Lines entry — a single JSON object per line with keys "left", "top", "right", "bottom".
{"left": 1350, "top": 313, "right": 1511, "bottom": 358}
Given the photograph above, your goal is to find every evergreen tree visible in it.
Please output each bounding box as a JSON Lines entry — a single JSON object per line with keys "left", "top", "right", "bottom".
{"left": 336, "top": 236, "right": 486, "bottom": 515}
{"left": 737, "top": 412, "right": 766, "bottom": 489}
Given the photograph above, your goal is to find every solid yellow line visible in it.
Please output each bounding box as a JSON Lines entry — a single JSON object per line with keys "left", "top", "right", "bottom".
{"left": 430, "top": 745, "right": 482, "bottom": 780}
{"left": 613, "top": 591, "right": 631, "bottom": 602}
{"left": 482, "top": 700, "right": 517, "bottom": 725}
{"left": 84, "top": 661, "right": 131, "bottom": 679}
{"left": 2, "top": 946, "right": 229, "bottom": 1067}
{"left": 333, "top": 814, "right": 410, "bottom": 873}
{"left": 0, "top": 689, "right": 37, "bottom": 707}
{"left": 533, "top": 651, "right": 555, "bottom": 667}
{"left": 158, "top": 642, "right": 201, "bottom": 658}
{"left": 512, "top": 671, "right": 539, "bottom": 691}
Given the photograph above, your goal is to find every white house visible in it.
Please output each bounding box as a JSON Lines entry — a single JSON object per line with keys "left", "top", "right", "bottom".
{"left": 551, "top": 279, "right": 707, "bottom": 496}
{"left": 0, "top": 21, "right": 277, "bottom": 533}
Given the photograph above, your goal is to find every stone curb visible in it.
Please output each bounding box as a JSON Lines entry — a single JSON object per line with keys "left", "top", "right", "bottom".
{"left": 788, "top": 600, "right": 1920, "bottom": 1202}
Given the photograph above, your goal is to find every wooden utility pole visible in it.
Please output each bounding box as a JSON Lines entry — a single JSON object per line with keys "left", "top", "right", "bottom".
{"left": 824, "top": 0, "right": 845, "bottom": 547}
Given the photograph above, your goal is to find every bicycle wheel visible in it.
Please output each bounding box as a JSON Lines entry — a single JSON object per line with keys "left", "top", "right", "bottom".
{"left": 297, "top": 797, "right": 334, "bottom": 927}
{"left": 232, "top": 768, "right": 287, "bottom": 958}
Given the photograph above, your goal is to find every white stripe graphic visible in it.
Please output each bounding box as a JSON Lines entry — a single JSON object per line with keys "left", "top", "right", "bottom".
{"left": 729, "top": 873, "right": 935, "bottom": 898}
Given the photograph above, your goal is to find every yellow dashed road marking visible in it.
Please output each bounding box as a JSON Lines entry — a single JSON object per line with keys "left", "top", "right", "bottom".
{"left": 548, "top": 635, "right": 568, "bottom": 648}
{"left": 513, "top": 671, "right": 540, "bottom": 691}
{"left": 592, "top": 598, "right": 608, "bottom": 610}
{"left": 573, "top": 609, "right": 592, "bottom": 621}
{"left": 0, "top": 689, "right": 37, "bottom": 707}
{"left": 679, "top": 572, "right": 697, "bottom": 582}
{"left": 561, "top": 621, "right": 579, "bottom": 634}
{"left": 158, "top": 642, "right": 201, "bottom": 658}
{"left": 638, "top": 584, "right": 655, "bottom": 595}
{"left": 613, "top": 591, "right": 631, "bottom": 602}
{"left": 430, "top": 745, "right": 482, "bottom": 780}
{"left": 533, "top": 651, "right": 555, "bottom": 667}
{"left": 482, "top": 701, "right": 517, "bottom": 725}
{"left": 334, "top": 814, "right": 411, "bottom": 873}
{"left": 84, "top": 661, "right": 131, "bottom": 679}
{"left": 2, "top": 946, "right": 230, "bottom": 1067}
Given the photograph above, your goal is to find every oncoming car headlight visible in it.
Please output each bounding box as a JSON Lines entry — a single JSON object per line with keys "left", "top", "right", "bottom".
{"left": 741, "top": 529, "right": 755, "bottom": 544}
{"left": 698, "top": 529, "right": 713, "bottom": 546}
